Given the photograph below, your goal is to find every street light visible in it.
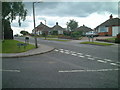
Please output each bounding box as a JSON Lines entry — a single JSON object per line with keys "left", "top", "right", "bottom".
{"left": 33, "top": 1, "right": 42, "bottom": 48}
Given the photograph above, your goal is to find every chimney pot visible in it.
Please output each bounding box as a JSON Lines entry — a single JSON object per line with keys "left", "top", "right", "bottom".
{"left": 40, "top": 22, "right": 43, "bottom": 24}
{"left": 56, "top": 22, "right": 58, "bottom": 25}
{"left": 110, "top": 14, "right": 113, "bottom": 19}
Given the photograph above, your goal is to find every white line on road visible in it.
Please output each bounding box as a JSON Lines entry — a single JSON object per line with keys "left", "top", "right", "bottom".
{"left": 54, "top": 49, "right": 59, "bottom": 52}
{"left": 87, "top": 58, "right": 95, "bottom": 60}
{"left": 64, "top": 52, "right": 70, "bottom": 54}
{"left": 110, "top": 63, "right": 117, "bottom": 66}
{"left": 64, "top": 50, "right": 69, "bottom": 52}
{"left": 85, "top": 55, "right": 91, "bottom": 57}
{"left": 78, "top": 55, "right": 85, "bottom": 58}
{"left": 58, "top": 68, "right": 119, "bottom": 73}
{"left": 104, "top": 59, "right": 112, "bottom": 62}
{"left": 97, "top": 60, "right": 106, "bottom": 63}
{"left": 60, "top": 51, "right": 64, "bottom": 53}
{"left": 71, "top": 54, "right": 77, "bottom": 56}
{"left": 0, "top": 69, "right": 20, "bottom": 72}
{"left": 77, "top": 53, "right": 83, "bottom": 55}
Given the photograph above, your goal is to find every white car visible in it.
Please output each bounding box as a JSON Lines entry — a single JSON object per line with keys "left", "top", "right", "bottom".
{"left": 86, "top": 31, "right": 98, "bottom": 37}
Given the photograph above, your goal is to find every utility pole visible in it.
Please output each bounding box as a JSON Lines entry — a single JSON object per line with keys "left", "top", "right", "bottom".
{"left": 33, "top": 2, "right": 38, "bottom": 48}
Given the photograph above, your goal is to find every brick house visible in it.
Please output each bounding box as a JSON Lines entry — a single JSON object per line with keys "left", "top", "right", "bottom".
{"left": 51, "top": 22, "right": 65, "bottom": 35}
{"left": 32, "top": 22, "right": 51, "bottom": 35}
{"left": 75, "top": 25, "right": 93, "bottom": 35}
{"left": 95, "top": 14, "right": 120, "bottom": 36}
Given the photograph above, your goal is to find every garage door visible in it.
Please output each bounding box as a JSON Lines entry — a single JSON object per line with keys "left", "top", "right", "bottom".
{"left": 112, "top": 26, "right": 120, "bottom": 36}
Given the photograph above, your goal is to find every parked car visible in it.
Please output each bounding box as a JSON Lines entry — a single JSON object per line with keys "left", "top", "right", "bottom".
{"left": 86, "top": 31, "right": 99, "bottom": 37}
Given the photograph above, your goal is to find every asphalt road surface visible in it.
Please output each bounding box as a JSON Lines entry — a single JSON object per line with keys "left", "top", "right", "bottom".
{"left": 2, "top": 37, "right": 119, "bottom": 88}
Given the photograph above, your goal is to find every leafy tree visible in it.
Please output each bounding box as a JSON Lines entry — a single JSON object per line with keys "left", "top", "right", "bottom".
{"left": 2, "top": 2, "right": 27, "bottom": 26}
{"left": 66, "top": 19, "right": 78, "bottom": 31}
{"left": 2, "top": 2, "right": 27, "bottom": 39}
{"left": 20, "top": 30, "right": 29, "bottom": 35}
{"left": 71, "top": 31, "right": 83, "bottom": 39}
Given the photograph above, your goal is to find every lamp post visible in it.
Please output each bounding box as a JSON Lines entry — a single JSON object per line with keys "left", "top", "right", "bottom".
{"left": 33, "top": 2, "right": 38, "bottom": 48}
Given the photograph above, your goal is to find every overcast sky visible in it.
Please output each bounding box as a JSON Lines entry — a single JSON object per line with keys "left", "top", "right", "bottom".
{"left": 11, "top": 1, "right": 119, "bottom": 35}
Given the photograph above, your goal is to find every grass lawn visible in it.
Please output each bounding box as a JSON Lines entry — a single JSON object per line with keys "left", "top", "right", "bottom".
{"left": 45, "top": 38, "right": 71, "bottom": 42}
{"left": 105, "top": 37, "right": 116, "bottom": 41}
{"left": 80, "top": 41, "right": 114, "bottom": 46}
{"left": 1, "top": 40, "right": 35, "bottom": 53}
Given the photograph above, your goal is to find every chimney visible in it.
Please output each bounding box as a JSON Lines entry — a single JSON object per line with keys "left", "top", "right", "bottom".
{"left": 56, "top": 22, "right": 58, "bottom": 25}
{"left": 40, "top": 22, "right": 43, "bottom": 24}
{"left": 110, "top": 14, "right": 113, "bottom": 19}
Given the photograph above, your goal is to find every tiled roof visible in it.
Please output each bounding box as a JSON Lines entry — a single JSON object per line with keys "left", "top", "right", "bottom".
{"left": 95, "top": 18, "right": 120, "bottom": 29}
{"left": 51, "top": 22, "right": 65, "bottom": 31}
{"left": 36, "top": 22, "right": 51, "bottom": 31}
{"left": 75, "top": 25, "right": 93, "bottom": 32}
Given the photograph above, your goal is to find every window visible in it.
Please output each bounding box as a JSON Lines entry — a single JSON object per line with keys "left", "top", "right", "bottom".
{"left": 98, "top": 27, "right": 108, "bottom": 32}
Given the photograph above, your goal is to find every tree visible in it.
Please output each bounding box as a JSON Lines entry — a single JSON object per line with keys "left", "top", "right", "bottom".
{"left": 66, "top": 19, "right": 78, "bottom": 31}
{"left": 71, "top": 31, "right": 83, "bottom": 39}
{"left": 20, "top": 30, "right": 29, "bottom": 35}
{"left": 2, "top": 2, "right": 27, "bottom": 39}
{"left": 2, "top": 2, "right": 27, "bottom": 26}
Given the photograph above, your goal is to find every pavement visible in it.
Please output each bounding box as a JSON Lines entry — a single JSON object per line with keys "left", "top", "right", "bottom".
{"left": 1, "top": 43, "right": 55, "bottom": 58}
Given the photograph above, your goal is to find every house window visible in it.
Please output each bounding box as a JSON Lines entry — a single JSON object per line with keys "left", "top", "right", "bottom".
{"left": 99, "top": 27, "right": 108, "bottom": 32}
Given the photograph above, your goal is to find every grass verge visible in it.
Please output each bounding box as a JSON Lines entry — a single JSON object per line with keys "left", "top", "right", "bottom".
{"left": 80, "top": 41, "right": 113, "bottom": 46}
{"left": 1, "top": 40, "right": 35, "bottom": 53}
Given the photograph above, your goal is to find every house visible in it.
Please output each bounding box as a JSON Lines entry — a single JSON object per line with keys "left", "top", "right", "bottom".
{"left": 32, "top": 22, "right": 51, "bottom": 35}
{"left": 95, "top": 14, "right": 120, "bottom": 36}
{"left": 51, "top": 22, "right": 65, "bottom": 35}
{"left": 75, "top": 25, "right": 93, "bottom": 35}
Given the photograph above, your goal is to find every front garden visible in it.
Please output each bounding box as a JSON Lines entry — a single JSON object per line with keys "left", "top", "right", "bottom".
{"left": 96, "top": 33, "right": 120, "bottom": 44}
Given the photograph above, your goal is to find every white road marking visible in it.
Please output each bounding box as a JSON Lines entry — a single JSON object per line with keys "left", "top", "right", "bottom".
{"left": 104, "top": 59, "right": 112, "bottom": 62}
{"left": 78, "top": 55, "right": 85, "bottom": 58}
{"left": 64, "top": 50, "right": 69, "bottom": 52}
{"left": 97, "top": 60, "right": 106, "bottom": 63}
{"left": 94, "top": 57, "right": 101, "bottom": 59}
{"left": 58, "top": 68, "right": 119, "bottom": 73}
{"left": 64, "top": 52, "right": 70, "bottom": 54}
{"left": 85, "top": 55, "right": 91, "bottom": 57}
{"left": 88, "top": 58, "right": 95, "bottom": 60}
{"left": 0, "top": 69, "right": 20, "bottom": 72}
{"left": 60, "top": 51, "right": 64, "bottom": 53}
{"left": 77, "top": 53, "right": 83, "bottom": 55}
{"left": 54, "top": 49, "right": 59, "bottom": 52}
{"left": 55, "top": 49, "right": 119, "bottom": 67}
{"left": 71, "top": 54, "right": 77, "bottom": 56}
{"left": 110, "top": 63, "right": 117, "bottom": 66}
{"left": 70, "top": 51, "right": 76, "bottom": 53}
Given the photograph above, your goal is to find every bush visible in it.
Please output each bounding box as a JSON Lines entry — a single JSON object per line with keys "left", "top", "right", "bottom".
{"left": 63, "top": 31, "right": 71, "bottom": 36}
{"left": 115, "top": 38, "right": 120, "bottom": 43}
{"left": 71, "top": 31, "right": 82, "bottom": 38}
{"left": 117, "top": 33, "right": 120, "bottom": 38}
{"left": 114, "top": 33, "right": 120, "bottom": 43}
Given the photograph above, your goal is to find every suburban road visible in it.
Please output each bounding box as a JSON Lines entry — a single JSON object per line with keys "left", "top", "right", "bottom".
{"left": 2, "top": 37, "right": 119, "bottom": 88}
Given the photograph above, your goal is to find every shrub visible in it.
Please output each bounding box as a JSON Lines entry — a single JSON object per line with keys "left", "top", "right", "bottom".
{"left": 117, "top": 33, "right": 120, "bottom": 38}
{"left": 115, "top": 38, "right": 120, "bottom": 43}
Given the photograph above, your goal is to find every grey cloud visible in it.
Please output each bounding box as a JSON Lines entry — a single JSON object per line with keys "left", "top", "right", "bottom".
{"left": 24, "top": 2, "right": 118, "bottom": 17}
